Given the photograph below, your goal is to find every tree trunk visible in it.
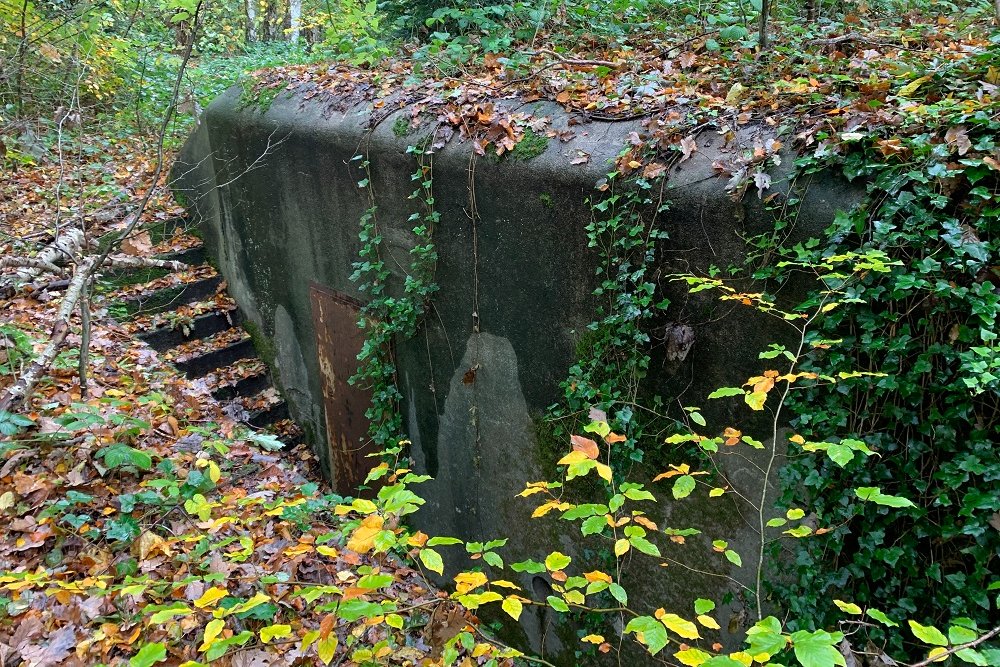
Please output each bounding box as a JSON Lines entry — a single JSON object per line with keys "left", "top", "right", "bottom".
{"left": 289, "top": 0, "right": 301, "bottom": 43}
{"left": 759, "top": 0, "right": 771, "bottom": 50}
{"left": 246, "top": 0, "right": 258, "bottom": 43}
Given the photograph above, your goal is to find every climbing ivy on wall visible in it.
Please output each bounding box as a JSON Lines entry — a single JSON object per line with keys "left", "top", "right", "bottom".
{"left": 349, "top": 140, "right": 440, "bottom": 453}
{"left": 765, "top": 50, "right": 1000, "bottom": 649}
{"left": 547, "top": 160, "right": 671, "bottom": 472}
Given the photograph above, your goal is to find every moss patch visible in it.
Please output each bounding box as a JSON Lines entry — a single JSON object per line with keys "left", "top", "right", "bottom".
{"left": 242, "top": 319, "right": 277, "bottom": 370}
{"left": 510, "top": 128, "right": 548, "bottom": 160}
{"left": 238, "top": 76, "right": 283, "bottom": 113}
{"left": 392, "top": 116, "right": 411, "bottom": 137}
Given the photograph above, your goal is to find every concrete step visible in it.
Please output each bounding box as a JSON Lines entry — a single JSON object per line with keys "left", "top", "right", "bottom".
{"left": 174, "top": 336, "right": 255, "bottom": 378}
{"left": 157, "top": 245, "right": 206, "bottom": 267}
{"left": 212, "top": 370, "right": 271, "bottom": 402}
{"left": 248, "top": 401, "right": 289, "bottom": 429}
{"left": 139, "top": 309, "right": 242, "bottom": 352}
{"left": 120, "top": 275, "right": 223, "bottom": 316}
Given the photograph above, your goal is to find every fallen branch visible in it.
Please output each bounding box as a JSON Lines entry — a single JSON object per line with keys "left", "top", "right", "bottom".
{"left": 0, "top": 257, "right": 68, "bottom": 275}
{"left": 0, "top": 256, "right": 95, "bottom": 413}
{"left": 12, "top": 227, "right": 90, "bottom": 281}
{"left": 105, "top": 255, "right": 190, "bottom": 272}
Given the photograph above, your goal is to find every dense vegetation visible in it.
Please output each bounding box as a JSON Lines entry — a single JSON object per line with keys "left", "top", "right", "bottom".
{"left": 2, "top": 0, "right": 1000, "bottom": 665}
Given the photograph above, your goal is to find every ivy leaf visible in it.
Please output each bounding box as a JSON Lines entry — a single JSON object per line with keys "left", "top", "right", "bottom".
{"left": 130, "top": 643, "right": 167, "bottom": 667}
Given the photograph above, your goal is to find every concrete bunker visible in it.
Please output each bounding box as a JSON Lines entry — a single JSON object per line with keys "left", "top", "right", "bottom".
{"left": 171, "top": 85, "right": 860, "bottom": 661}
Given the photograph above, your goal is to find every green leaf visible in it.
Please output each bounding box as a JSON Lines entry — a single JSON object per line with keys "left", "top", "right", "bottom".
{"left": 694, "top": 598, "right": 716, "bottom": 615}
{"left": 630, "top": 536, "right": 661, "bottom": 557}
{"left": 581, "top": 515, "right": 606, "bottom": 536}
{"left": 626, "top": 616, "right": 669, "bottom": 655}
{"left": 609, "top": 583, "right": 628, "bottom": 606}
{"left": 790, "top": 630, "right": 847, "bottom": 667}
{"left": 866, "top": 609, "right": 898, "bottom": 627}
{"left": 419, "top": 548, "right": 444, "bottom": 575}
{"left": 545, "top": 551, "right": 571, "bottom": 571}
{"left": 909, "top": 620, "right": 948, "bottom": 646}
{"left": 510, "top": 559, "right": 546, "bottom": 574}
{"left": 724, "top": 550, "right": 742, "bottom": 567}
{"left": 855, "top": 487, "right": 915, "bottom": 508}
{"left": 546, "top": 595, "right": 570, "bottom": 613}
{"left": 426, "top": 536, "right": 463, "bottom": 546}
{"left": 356, "top": 573, "right": 394, "bottom": 589}
{"left": 708, "top": 387, "right": 743, "bottom": 399}
{"left": 747, "top": 618, "right": 788, "bottom": 656}
{"left": 130, "top": 643, "right": 167, "bottom": 667}
{"left": 673, "top": 475, "right": 696, "bottom": 499}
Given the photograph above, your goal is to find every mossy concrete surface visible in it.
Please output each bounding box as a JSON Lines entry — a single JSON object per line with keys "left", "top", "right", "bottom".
{"left": 170, "top": 88, "right": 861, "bottom": 663}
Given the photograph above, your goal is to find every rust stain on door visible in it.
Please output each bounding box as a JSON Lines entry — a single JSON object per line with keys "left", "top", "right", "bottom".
{"left": 309, "top": 283, "right": 375, "bottom": 494}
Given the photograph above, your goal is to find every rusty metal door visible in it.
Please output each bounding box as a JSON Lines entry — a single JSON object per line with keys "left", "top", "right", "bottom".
{"left": 309, "top": 283, "right": 375, "bottom": 494}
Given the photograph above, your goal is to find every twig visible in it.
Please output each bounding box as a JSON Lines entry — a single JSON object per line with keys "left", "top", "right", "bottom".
{"left": 907, "top": 625, "right": 1000, "bottom": 667}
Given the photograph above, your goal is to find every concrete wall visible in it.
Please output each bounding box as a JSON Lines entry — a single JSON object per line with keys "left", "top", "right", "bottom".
{"left": 171, "top": 87, "right": 860, "bottom": 663}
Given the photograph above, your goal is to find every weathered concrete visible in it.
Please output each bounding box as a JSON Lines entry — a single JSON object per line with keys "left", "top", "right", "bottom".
{"left": 171, "top": 86, "right": 861, "bottom": 663}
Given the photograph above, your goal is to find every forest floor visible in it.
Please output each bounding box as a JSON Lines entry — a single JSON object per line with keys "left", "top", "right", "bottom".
{"left": 0, "top": 133, "right": 497, "bottom": 666}
{"left": 2, "top": 6, "right": 999, "bottom": 666}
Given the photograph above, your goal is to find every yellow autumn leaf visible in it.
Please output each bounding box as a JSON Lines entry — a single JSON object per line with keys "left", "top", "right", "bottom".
{"left": 260, "top": 624, "right": 291, "bottom": 643}
{"left": 745, "top": 391, "right": 767, "bottom": 411}
{"left": 614, "top": 539, "right": 630, "bottom": 557}
{"left": 584, "top": 570, "right": 612, "bottom": 583}
{"left": 582, "top": 634, "right": 606, "bottom": 644}
{"left": 193, "top": 587, "right": 228, "bottom": 609}
{"left": 557, "top": 450, "right": 590, "bottom": 466}
{"left": 208, "top": 461, "right": 221, "bottom": 483}
{"left": 697, "top": 614, "right": 721, "bottom": 630}
{"left": 198, "top": 619, "right": 225, "bottom": 652}
{"left": 317, "top": 545, "right": 338, "bottom": 557}
{"left": 730, "top": 651, "right": 754, "bottom": 666}
{"left": 927, "top": 647, "right": 949, "bottom": 663}
{"left": 347, "top": 514, "right": 385, "bottom": 553}
{"left": 660, "top": 613, "right": 700, "bottom": 640}
{"left": 595, "top": 462, "right": 613, "bottom": 482}
{"left": 502, "top": 595, "right": 523, "bottom": 620}
{"left": 454, "top": 571, "right": 489, "bottom": 594}
{"left": 317, "top": 634, "right": 338, "bottom": 665}
{"left": 898, "top": 75, "right": 931, "bottom": 97}
{"left": 676, "top": 648, "right": 712, "bottom": 666}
